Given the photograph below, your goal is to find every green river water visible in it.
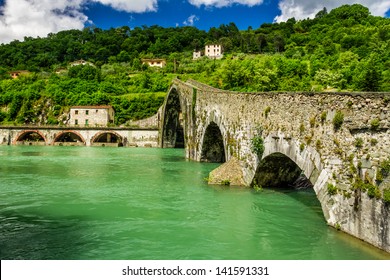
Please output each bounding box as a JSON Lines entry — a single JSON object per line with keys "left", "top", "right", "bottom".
{"left": 0, "top": 146, "right": 389, "bottom": 260}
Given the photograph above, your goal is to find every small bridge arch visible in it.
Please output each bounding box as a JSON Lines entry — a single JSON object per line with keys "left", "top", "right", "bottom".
{"left": 91, "top": 131, "right": 124, "bottom": 147}
{"left": 53, "top": 131, "right": 86, "bottom": 146}
{"left": 14, "top": 130, "right": 46, "bottom": 145}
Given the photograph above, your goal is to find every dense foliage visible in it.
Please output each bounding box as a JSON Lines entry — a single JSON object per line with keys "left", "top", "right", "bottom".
{"left": 0, "top": 4, "right": 389, "bottom": 125}
{"left": 0, "top": 66, "right": 171, "bottom": 125}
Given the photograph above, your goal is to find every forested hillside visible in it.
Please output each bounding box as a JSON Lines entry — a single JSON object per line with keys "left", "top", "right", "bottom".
{"left": 0, "top": 4, "right": 389, "bottom": 125}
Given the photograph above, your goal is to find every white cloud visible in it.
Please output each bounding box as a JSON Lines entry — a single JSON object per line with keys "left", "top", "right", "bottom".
{"left": 0, "top": 0, "right": 158, "bottom": 44}
{"left": 274, "top": 0, "right": 390, "bottom": 22}
{"left": 0, "top": 0, "right": 87, "bottom": 43}
{"left": 188, "top": 0, "right": 263, "bottom": 8}
{"left": 93, "top": 0, "right": 157, "bottom": 13}
{"left": 183, "top": 14, "right": 199, "bottom": 26}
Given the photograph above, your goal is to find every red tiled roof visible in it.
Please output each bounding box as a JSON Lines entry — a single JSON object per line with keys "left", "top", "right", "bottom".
{"left": 71, "top": 105, "right": 114, "bottom": 110}
{"left": 141, "top": 59, "right": 166, "bottom": 62}
{"left": 9, "top": 70, "right": 30, "bottom": 74}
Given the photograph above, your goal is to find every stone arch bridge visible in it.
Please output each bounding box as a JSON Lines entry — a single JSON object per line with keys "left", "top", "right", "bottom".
{"left": 161, "top": 78, "right": 390, "bottom": 253}
{"left": 0, "top": 127, "right": 158, "bottom": 147}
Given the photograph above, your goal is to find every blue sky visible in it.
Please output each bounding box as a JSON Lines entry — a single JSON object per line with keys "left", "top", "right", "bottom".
{"left": 83, "top": 1, "right": 279, "bottom": 31}
{"left": 0, "top": 1, "right": 389, "bottom": 44}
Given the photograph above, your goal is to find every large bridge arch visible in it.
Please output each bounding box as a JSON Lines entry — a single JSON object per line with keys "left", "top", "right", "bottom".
{"left": 53, "top": 131, "right": 86, "bottom": 146}
{"left": 14, "top": 130, "right": 46, "bottom": 145}
{"left": 253, "top": 152, "right": 307, "bottom": 189}
{"left": 252, "top": 134, "right": 332, "bottom": 221}
{"left": 200, "top": 121, "right": 226, "bottom": 163}
{"left": 260, "top": 134, "right": 323, "bottom": 184}
{"left": 161, "top": 86, "right": 186, "bottom": 148}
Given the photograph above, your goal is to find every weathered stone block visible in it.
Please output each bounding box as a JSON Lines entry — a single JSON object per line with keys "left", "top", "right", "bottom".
{"left": 208, "top": 157, "right": 246, "bottom": 186}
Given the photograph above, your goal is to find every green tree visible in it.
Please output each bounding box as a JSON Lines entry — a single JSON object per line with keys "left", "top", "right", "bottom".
{"left": 360, "top": 60, "right": 382, "bottom": 91}
{"left": 8, "top": 93, "right": 24, "bottom": 120}
{"left": 68, "top": 65, "right": 101, "bottom": 81}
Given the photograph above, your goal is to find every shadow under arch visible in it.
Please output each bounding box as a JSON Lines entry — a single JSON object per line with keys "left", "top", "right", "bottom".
{"left": 14, "top": 130, "right": 46, "bottom": 144}
{"left": 161, "top": 87, "right": 184, "bottom": 148}
{"left": 53, "top": 131, "right": 86, "bottom": 146}
{"left": 252, "top": 152, "right": 313, "bottom": 190}
{"left": 91, "top": 132, "right": 123, "bottom": 147}
{"left": 250, "top": 136, "right": 336, "bottom": 224}
{"left": 200, "top": 121, "right": 226, "bottom": 163}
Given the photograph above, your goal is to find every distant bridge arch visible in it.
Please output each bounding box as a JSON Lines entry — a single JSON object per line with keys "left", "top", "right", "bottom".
{"left": 14, "top": 130, "right": 46, "bottom": 145}
{"left": 53, "top": 131, "right": 86, "bottom": 146}
{"left": 91, "top": 131, "right": 124, "bottom": 146}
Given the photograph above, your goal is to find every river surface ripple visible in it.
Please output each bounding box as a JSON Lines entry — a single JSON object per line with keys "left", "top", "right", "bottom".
{"left": 0, "top": 146, "right": 389, "bottom": 260}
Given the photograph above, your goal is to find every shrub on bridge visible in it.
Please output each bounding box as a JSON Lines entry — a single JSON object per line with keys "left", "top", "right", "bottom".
{"left": 327, "top": 183, "right": 338, "bottom": 195}
{"left": 366, "top": 184, "right": 382, "bottom": 199}
{"left": 376, "top": 158, "right": 390, "bottom": 183}
{"left": 370, "top": 118, "right": 380, "bottom": 130}
{"left": 251, "top": 126, "right": 265, "bottom": 158}
{"left": 352, "top": 178, "right": 382, "bottom": 199}
{"left": 380, "top": 158, "right": 390, "bottom": 177}
{"left": 333, "top": 111, "right": 344, "bottom": 131}
{"left": 251, "top": 135, "right": 265, "bottom": 158}
{"left": 321, "top": 111, "right": 327, "bottom": 124}
{"left": 383, "top": 188, "right": 390, "bottom": 205}
{"left": 354, "top": 138, "right": 364, "bottom": 149}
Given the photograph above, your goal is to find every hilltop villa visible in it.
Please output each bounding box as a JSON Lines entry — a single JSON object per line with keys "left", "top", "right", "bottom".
{"left": 141, "top": 59, "right": 167, "bottom": 68}
{"left": 193, "top": 44, "right": 223, "bottom": 60}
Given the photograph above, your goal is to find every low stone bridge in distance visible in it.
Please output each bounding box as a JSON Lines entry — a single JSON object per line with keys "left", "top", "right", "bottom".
{"left": 0, "top": 126, "right": 159, "bottom": 147}
{"left": 160, "top": 78, "right": 390, "bottom": 253}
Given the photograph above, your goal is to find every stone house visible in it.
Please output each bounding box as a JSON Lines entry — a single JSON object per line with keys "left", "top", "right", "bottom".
{"left": 141, "top": 59, "right": 166, "bottom": 68}
{"left": 69, "top": 105, "right": 115, "bottom": 127}
{"left": 54, "top": 67, "right": 67, "bottom": 74}
{"left": 69, "top": 59, "right": 95, "bottom": 67}
{"left": 9, "top": 70, "right": 31, "bottom": 79}
{"left": 193, "top": 50, "right": 202, "bottom": 60}
{"left": 193, "top": 44, "right": 224, "bottom": 60}
{"left": 205, "top": 44, "right": 223, "bottom": 59}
